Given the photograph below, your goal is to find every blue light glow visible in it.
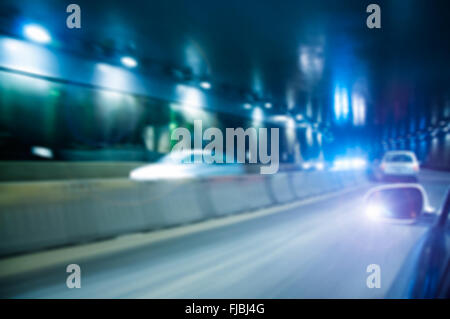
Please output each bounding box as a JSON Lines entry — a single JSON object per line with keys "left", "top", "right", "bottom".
{"left": 334, "top": 86, "right": 349, "bottom": 122}
{"left": 1, "top": 37, "right": 53, "bottom": 75}
{"left": 341, "top": 88, "right": 349, "bottom": 119}
{"left": 334, "top": 86, "right": 341, "bottom": 120}
{"left": 351, "top": 93, "right": 366, "bottom": 126}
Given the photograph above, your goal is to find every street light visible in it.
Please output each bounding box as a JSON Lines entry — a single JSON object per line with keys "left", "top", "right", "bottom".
{"left": 120, "top": 56, "right": 138, "bottom": 68}
{"left": 199, "top": 81, "right": 211, "bottom": 90}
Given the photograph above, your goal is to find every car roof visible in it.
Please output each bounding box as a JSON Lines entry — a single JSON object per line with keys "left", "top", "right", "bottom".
{"left": 386, "top": 151, "right": 414, "bottom": 154}
{"left": 383, "top": 151, "right": 417, "bottom": 159}
{"left": 166, "top": 149, "right": 210, "bottom": 157}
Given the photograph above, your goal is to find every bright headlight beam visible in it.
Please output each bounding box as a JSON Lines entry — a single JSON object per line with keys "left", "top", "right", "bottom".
{"left": 332, "top": 157, "right": 367, "bottom": 171}
{"left": 315, "top": 162, "right": 325, "bottom": 170}
{"left": 366, "top": 204, "right": 385, "bottom": 220}
{"left": 302, "top": 162, "right": 312, "bottom": 170}
{"left": 23, "top": 24, "right": 51, "bottom": 44}
{"left": 129, "top": 165, "right": 192, "bottom": 181}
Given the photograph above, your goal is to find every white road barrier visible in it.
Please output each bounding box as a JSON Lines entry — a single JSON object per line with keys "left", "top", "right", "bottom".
{"left": 268, "top": 173, "right": 296, "bottom": 204}
{"left": 0, "top": 171, "right": 368, "bottom": 257}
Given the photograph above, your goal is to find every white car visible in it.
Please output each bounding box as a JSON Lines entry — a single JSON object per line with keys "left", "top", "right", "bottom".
{"left": 129, "top": 149, "right": 244, "bottom": 181}
{"left": 380, "top": 151, "right": 419, "bottom": 182}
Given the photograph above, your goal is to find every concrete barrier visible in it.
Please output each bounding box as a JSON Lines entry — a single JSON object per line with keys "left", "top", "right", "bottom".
{"left": 267, "top": 173, "right": 296, "bottom": 204}
{"left": 313, "top": 171, "right": 339, "bottom": 194}
{"left": 206, "top": 174, "right": 273, "bottom": 216}
{"left": 0, "top": 178, "right": 206, "bottom": 255}
{"left": 290, "top": 171, "right": 314, "bottom": 198}
{"left": 0, "top": 170, "right": 367, "bottom": 257}
{"left": 336, "top": 171, "right": 357, "bottom": 188}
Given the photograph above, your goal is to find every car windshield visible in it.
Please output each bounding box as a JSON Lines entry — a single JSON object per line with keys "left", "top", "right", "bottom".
{"left": 384, "top": 154, "right": 414, "bottom": 163}
{"left": 161, "top": 151, "right": 197, "bottom": 164}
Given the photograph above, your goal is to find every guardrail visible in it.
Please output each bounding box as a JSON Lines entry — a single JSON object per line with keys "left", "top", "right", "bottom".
{"left": 0, "top": 171, "right": 368, "bottom": 257}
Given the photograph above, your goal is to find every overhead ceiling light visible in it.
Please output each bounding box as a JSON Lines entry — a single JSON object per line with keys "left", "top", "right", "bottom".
{"left": 243, "top": 103, "right": 252, "bottom": 110}
{"left": 298, "top": 122, "right": 309, "bottom": 128}
{"left": 120, "top": 56, "right": 138, "bottom": 68}
{"left": 272, "top": 115, "right": 290, "bottom": 122}
{"left": 23, "top": 24, "right": 51, "bottom": 44}
{"left": 264, "top": 102, "right": 272, "bottom": 109}
{"left": 199, "top": 81, "right": 211, "bottom": 90}
{"left": 31, "top": 146, "right": 53, "bottom": 159}
{"left": 252, "top": 107, "right": 264, "bottom": 123}
{"left": 296, "top": 114, "right": 303, "bottom": 121}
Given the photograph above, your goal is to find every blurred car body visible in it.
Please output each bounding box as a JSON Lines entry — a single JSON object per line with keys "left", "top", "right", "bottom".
{"left": 380, "top": 151, "right": 419, "bottom": 182}
{"left": 129, "top": 149, "right": 244, "bottom": 181}
{"left": 364, "top": 184, "right": 450, "bottom": 298}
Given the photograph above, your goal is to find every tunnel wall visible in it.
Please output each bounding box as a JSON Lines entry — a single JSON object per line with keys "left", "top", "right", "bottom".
{"left": 0, "top": 161, "right": 146, "bottom": 182}
{"left": 0, "top": 171, "right": 368, "bottom": 257}
{"left": 0, "top": 36, "right": 251, "bottom": 120}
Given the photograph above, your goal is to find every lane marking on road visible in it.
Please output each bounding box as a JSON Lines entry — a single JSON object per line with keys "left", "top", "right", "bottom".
{"left": 0, "top": 184, "right": 371, "bottom": 280}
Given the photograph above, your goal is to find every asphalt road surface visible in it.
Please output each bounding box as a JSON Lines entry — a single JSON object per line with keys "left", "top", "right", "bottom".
{"left": 1, "top": 170, "right": 449, "bottom": 298}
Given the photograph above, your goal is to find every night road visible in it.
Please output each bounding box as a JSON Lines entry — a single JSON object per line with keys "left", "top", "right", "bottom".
{"left": 1, "top": 0, "right": 450, "bottom": 305}
{"left": 1, "top": 170, "right": 449, "bottom": 298}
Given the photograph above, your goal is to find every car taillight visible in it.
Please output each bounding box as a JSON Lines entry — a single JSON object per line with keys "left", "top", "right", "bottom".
{"left": 380, "top": 163, "right": 385, "bottom": 170}
{"left": 413, "top": 163, "right": 419, "bottom": 171}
